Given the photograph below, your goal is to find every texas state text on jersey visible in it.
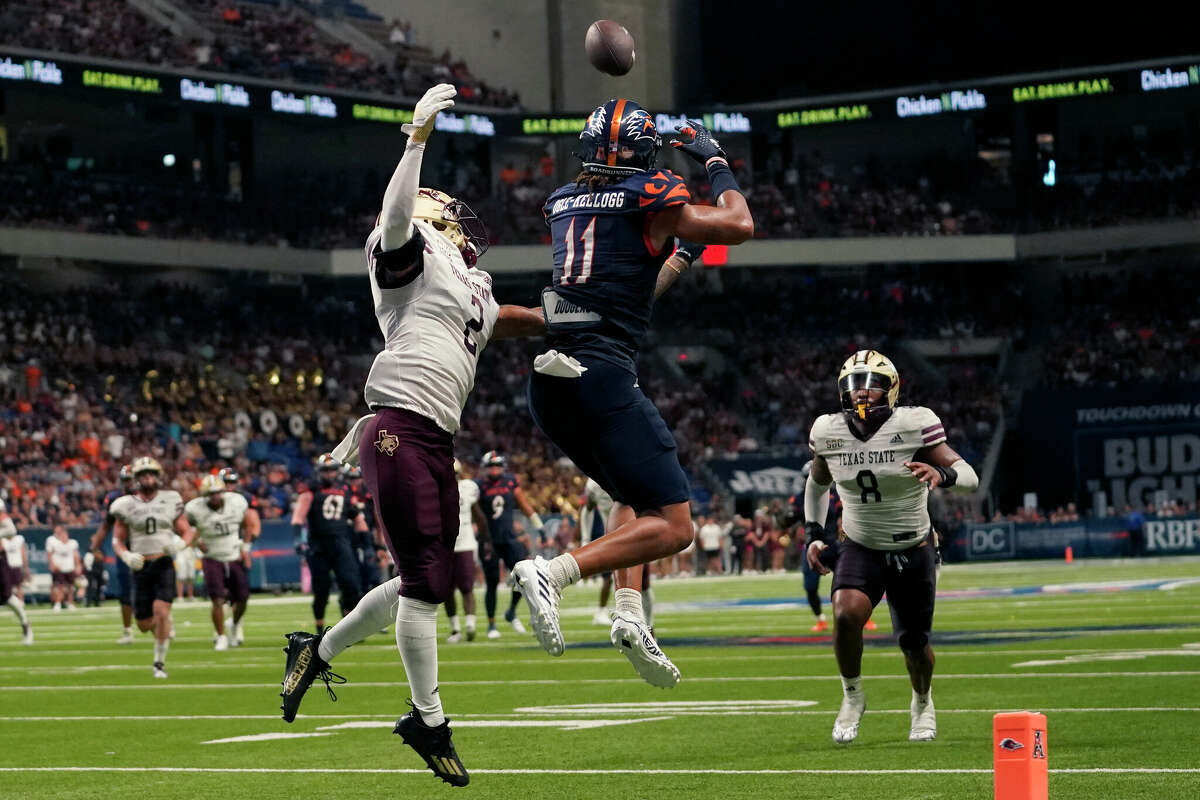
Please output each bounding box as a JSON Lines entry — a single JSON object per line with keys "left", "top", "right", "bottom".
{"left": 809, "top": 407, "right": 946, "bottom": 551}
{"left": 541, "top": 170, "right": 690, "bottom": 370}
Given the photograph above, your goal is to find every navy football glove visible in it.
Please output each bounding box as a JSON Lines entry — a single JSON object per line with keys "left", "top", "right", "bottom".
{"left": 673, "top": 240, "right": 707, "bottom": 266}
{"left": 670, "top": 120, "right": 727, "bottom": 165}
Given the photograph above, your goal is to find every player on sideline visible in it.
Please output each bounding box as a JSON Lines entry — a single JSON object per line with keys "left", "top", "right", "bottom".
{"left": 91, "top": 465, "right": 136, "bottom": 643}
{"left": 110, "top": 457, "right": 197, "bottom": 678}
{"left": 186, "top": 475, "right": 255, "bottom": 650}
{"left": 580, "top": 476, "right": 615, "bottom": 624}
{"left": 510, "top": 102, "right": 753, "bottom": 686}
{"left": 344, "top": 464, "right": 386, "bottom": 592}
{"left": 804, "top": 350, "right": 978, "bottom": 743}
{"left": 1, "top": 498, "right": 32, "bottom": 644}
{"left": 292, "top": 454, "right": 368, "bottom": 634}
{"left": 476, "top": 451, "right": 545, "bottom": 638}
{"left": 276, "top": 83, "right": 546, "bottom": 787}
{"left": 445, "top": 459, "right": 490, "bottom": 642}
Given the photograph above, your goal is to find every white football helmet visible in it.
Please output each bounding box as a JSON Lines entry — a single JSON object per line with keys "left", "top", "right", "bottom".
{"left": 838, "top": 349, "right": 900, "bottom": 423}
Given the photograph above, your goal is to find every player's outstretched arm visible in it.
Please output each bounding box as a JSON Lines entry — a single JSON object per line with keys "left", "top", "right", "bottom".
{"left": 656, "top": 120, "right": 754, "bottom": 245}
{"left": 904, "top": 443, "right": 979, "bottom": 493}
{"left": 492, "top": 305, "right": 546, "bottom": 339}
{"left": 379, "top": 83, "right": 456, "bottom": 251}
{"left": 654, "top": 241, "right": 706, "bottom": 299}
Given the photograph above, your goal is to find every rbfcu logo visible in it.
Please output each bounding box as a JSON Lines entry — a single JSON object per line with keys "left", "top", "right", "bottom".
{"left": 728, "top": 467, "right": 805, "bottom": 495}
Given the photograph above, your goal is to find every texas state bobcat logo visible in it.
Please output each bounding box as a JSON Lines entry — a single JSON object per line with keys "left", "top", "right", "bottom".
{"left": 374, "top": 429, "right": 400, "bottom": 456}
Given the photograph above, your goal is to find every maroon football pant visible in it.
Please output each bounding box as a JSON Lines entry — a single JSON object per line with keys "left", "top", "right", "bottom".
{"left": 359, "top": 408, "right": 459, "bottom": 605}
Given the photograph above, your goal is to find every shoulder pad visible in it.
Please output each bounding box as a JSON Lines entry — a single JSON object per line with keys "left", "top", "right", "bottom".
{"left": 628, "top": 170, "right": 691, "bottom": 211}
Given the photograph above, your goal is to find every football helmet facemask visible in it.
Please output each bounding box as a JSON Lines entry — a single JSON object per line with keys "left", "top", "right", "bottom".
{"left": 838, "top": 350, "right": 900, "bottom": 424}
{"left": 413, "top": 187, "right": 489, "bottom": 266}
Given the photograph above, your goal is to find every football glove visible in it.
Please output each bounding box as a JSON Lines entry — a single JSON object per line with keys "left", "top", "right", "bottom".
{"left": 402, "top": 83, "right": 456, "bottom": 145}
{"left": 163, "top": 535, "right": 187, "bottom": 557}
{"left": 670, "top": 120, "right": 727, "bottom": 166}
{"left": 673, "top": 240, "right": 707, "bottom": 267}
{"left": 119, "top": 550, "right": 145, "bottom": 571}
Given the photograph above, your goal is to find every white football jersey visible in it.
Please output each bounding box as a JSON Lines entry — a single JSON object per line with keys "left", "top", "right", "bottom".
{"left": 580, "top": 478, "right": 615, "bottom": 544}
{"left": 2, "top": 533, "right": 25, "bottom": 566}
{"left": 110, "top": 490, "right": 185, "bottom": 556}
{"left": 809, "top": 406, "right": 946, "bottom": 551}
{"left": 454, "top": 478, "right": 480, "bottom": 553}
{"left": 185, "top": 493, "right": 249, "bottom": 562}
{"left": 362, "top": 220, "right": 500, "bottom": 435}
{"left": 45, "top": 536, "right": 79, "bottom": 573}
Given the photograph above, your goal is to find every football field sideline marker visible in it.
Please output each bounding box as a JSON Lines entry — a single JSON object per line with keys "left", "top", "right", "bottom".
{"left": 2, "top": 767, "right": 1199, "bottom": 775}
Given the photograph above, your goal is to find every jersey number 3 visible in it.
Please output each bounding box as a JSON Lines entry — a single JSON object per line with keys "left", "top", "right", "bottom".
{"left": 561, "top": 217, "right": 596, "bottom": 285}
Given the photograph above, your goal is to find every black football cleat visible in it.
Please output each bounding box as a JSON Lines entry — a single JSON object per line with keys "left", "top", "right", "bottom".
{"left": 394, "top": 702, "right": 469, "bottom": 787}
{"left": 279, "top": 630, "right": 345, "bottom": 723}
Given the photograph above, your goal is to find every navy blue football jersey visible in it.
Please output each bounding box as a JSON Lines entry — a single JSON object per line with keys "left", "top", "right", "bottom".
{"left": 103, "top": 489, "right": 127, "bottom": 525}
{"left": 542, "top": 169, "right": 691, "bottom": 371}
{"left": 302, "top": 484, "right": 362, "bottom": 540}
{"left": 477, "top": 473, "right": 520, "bottom": 539}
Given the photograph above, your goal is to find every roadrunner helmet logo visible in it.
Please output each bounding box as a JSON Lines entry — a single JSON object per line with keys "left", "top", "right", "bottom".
{"left": 375, "top": 429, "right": 400, "bottom": 456}
{"left": 998, "top": 737, "right": 1024, "bottom": 751}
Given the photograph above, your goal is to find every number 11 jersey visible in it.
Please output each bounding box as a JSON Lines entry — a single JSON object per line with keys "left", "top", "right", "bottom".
{"left": 808, "top": 406, "right": 946, "bottom": 551}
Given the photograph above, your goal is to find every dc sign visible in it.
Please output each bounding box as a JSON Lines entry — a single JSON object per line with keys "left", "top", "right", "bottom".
{"left": 966, "top": 522, "right": 1016, "bottom": 560}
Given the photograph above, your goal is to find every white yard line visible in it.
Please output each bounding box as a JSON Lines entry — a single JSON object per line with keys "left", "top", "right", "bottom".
{"left": 2, "top": 767, "right": 1199, "bottom": 775}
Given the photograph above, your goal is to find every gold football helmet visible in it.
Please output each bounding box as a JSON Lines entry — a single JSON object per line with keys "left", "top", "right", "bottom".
{"left": 130, "top": 456, "right": 163, "bottom": 476}
{"left": 199, "top": 474, "right": 225, "bottom": 496}
{"left": 838, "top": 349, "right": 900, "bottom": 422}
{"left": 413, "top": 188, "right": 490, "bottom": 265}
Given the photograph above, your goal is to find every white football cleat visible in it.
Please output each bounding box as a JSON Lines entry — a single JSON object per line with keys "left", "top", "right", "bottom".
{"left": 509, "top": 616, "right": 527, "bottom": 634}
{"left": 152, "top": 662, "right": 168, "bottom": 679}
{"left": 592, "top": 609, "right": 612, "bottom": 625}
{"left": 22, "top": 623, "right": 33, "bottom": 646}
{"left": 508, "top": 557, "right": 563, "bottom": 656}
{"left": 832, "top": 690, "right": 866, "bottom": 744}
{"left": 909, "top": 691, "right": 936, "bottom": 741}
{"left": 486, "top": 626, "right": 501, "bottom": 640}
{"left": 214, "top": 634, "right": 229, "bottom": 651}
{"left": 446, "top": 631, "right": 463, "bottom": 644}
{"left": 610, "top": 613, "right": 680, "bottom": 688}
{"left": 116, "top": 631, "right": 134, "bottom": 645}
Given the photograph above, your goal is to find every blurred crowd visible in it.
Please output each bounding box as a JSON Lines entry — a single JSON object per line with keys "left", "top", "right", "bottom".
{"left": 1, "top": 0, "right": 519, "bottom": 107}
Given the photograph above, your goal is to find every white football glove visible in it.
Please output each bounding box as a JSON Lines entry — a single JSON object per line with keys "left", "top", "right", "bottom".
{"left": 401, "top": 83, "right": 456, "bottom": 145}
{"left": 119, "top": 550, "right": 145, "bottom": 571}
{"left": 163, "top": 535, "right": 187, "bottom": 557}
{"left": 239, "top": 541, "right": 253, "bottom": 555}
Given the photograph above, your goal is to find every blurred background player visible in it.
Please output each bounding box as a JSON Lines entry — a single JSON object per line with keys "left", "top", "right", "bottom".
{"left": 291, "top": 453, "right": 367, "bottom": 634}
{"left": 110, "top": 456, "right": 197, "bottom": 678}
{"left": 277, "top": 83, "right": 545, "bottom": 787}
{"left": 805, "top": 351, "right": 978, "bottom": 744}
{"left": 174, "top": 540, "right": 197, "bottom": 602}
{"left": 445, "top": 459, "right": 490, "bottom": 643}
{"left": 91, "top": 465, "right": 136, "bottom": 643}
{"left": 1, "top": 498, "right": 32, "bottom": 644}
{"left": 579, "top": 476, "right": 615, "bottom": 624}
{"left": 46, "top": 525, "right": 82, "bottom": 611}
{"left": 514, "top": 104, "right": 753, "bottom": 688}
{"left": 187, "top": 474, "right": 255, "bottom": 650}
{"left": 344, "top": 464, "right": 386, "bottom": 592}
{"left": 476, "top": 450, "right": 546, "bottom": 638}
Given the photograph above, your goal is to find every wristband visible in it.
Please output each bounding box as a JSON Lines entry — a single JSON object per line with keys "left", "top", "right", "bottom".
{"left": 705, "top": 158, "right": 740, "bottom": 198}
{"left": 804, "top": 522, "right": 827, "bottom": 547}
{"left": 528, "top": 513, "right": 544, "bottom": 531}
{"left": 933, "top": 465, "right": 958, "bottom": 488}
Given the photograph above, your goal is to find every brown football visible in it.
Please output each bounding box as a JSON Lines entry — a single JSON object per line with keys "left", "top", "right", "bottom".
{"left": 585, "top": 20, "right": 635, "bottom": 76}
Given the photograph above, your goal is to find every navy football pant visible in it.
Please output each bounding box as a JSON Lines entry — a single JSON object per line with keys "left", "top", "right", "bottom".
{"left": 480, "top": 536, "right": 528, "bottom": 619}
{"left": 528, "top": 360, "right": 690, "bottom": 512}
{"left": 307, "top": 536, "right": 362, "bottom": 621}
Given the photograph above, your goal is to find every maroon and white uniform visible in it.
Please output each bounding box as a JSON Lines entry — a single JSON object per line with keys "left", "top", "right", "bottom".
{"left": 185, "top": 493, "right": 251, "bottom": 602}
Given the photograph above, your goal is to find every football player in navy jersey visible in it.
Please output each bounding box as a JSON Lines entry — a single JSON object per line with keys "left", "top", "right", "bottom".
{"left": 89, "top": 464, "right": 136, "bottom": 644}
{"left": 475, "top": 451, "right": 545, "bottom": 639}
{"left": 291, "top": 454, "right": 368, "bottom": 634}
{"left": 343, "top": 464, "right": 386, "bottom": 591}
{"left": 511, "top": 100, "right": 753, "bottom": 687}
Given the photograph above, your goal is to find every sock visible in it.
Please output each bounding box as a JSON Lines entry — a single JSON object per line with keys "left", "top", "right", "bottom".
{"left": 547, "top": 553, "right": 580, "bottom": 590}
{"left": 818, "top": 613, "right": 827, "bottom": 622}
{"left": 154, "top": 639, "right": 170, "bottom": 664}
{"left": 396, "top": 596, "right": 444, "bottom": 727}
{"left": 465, "top": 614, "right": 476, "bottom": 632}
{"left": 841, "top": 674, "right": 862, "bottom": 696}
{"left": 615, "top": 588, "right": 644, "bottom": 623}
{"left": 449, "top": 615, "right": 461, "bottom": 633}
{"left": 7, "top": 595, "right": 27, "bottom": 626}
{"left": 913, "top": 687, "right": 932, "bottom": 705}
{"left": 319, "top": 577, "right": 401, "bottom": 663}
{"left": 123, "top": 625, "right": 132, "bottom": 636}
{"left": 641, "top": 587, "right": 655, "bottom": 627}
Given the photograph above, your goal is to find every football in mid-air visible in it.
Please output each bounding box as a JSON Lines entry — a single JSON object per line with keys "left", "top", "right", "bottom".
{"left": 585, "top": 20, "right": 635, "bottom": 76}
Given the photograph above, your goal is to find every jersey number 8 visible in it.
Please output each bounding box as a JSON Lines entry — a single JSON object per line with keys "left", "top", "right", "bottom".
{"left": 855, "top": 470, "right": 883, "bottom": 504}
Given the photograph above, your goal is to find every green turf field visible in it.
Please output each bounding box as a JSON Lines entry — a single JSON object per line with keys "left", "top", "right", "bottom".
{"left": 3, "top": 557, "right": 1200, "bottom": 799}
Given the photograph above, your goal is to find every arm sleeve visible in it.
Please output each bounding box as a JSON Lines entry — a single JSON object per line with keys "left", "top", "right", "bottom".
{"left": 948, "top": 458, "right": 979, "bottom": 494}
{"left": 379, "top": 141, "right": 427, "bottom": 252}
{"left": 804, "top": 477, "right": 831, "bottom": 530}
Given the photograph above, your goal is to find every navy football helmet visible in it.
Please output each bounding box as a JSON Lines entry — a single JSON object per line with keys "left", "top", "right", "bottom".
{"left": 577, "top": 99, "right": 661, "bottom": 176}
